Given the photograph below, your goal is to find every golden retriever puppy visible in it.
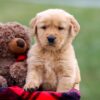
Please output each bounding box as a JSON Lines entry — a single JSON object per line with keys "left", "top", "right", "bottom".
{"left": 24, "top": 9, "right": 81, "bottom": 92}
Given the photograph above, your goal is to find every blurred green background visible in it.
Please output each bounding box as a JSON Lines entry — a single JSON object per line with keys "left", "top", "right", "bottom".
{"left": 0, "top": 0, "right": 100, "bottom": 99}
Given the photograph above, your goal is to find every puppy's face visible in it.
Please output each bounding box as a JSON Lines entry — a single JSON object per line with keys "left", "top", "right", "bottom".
{"left": 31, "top": 9, "right": 80, "bottom": 51}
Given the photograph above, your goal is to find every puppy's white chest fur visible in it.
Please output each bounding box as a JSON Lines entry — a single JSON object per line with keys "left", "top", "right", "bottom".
{"left": 44, "top": 53, "right": 56, "bottom": 69}
{"left": 43, "top": 50, "right": 62, "bottom": 74}
{"left": 42, "top": 52, "right": 58, "bottom": 90}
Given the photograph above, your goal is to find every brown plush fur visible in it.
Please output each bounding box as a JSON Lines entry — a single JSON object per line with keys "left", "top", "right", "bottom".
{"left": 0, "top": 22, "right": 31, "bottom": 87}
{"left": 24, "top": 9, "right": 81, "bottom": 92}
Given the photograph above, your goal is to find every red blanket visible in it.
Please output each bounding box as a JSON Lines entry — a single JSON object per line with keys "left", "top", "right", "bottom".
{"left": 0, "top": 86, "right": 80, "bottom": 100}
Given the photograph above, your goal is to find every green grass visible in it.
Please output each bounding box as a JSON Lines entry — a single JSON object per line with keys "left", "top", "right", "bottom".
{"left": 0, "top": 0, "right": 100, "bottom": 100}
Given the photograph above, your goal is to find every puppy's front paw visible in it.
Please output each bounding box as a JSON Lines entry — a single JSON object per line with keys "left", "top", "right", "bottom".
{"left": 24, "top": 81, "right": 38, "bottom": 92}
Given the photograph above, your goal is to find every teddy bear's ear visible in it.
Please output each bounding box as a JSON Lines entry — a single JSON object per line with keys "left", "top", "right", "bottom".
{"left": 29, "top": 17, "right": 37, "bottom": 36}
{"left": 69, "top": 16, "right": 80, "bottom": 37}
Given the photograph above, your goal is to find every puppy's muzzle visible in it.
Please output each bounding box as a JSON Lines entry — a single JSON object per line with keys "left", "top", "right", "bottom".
{"left": 47, "top": 35, "right": 56, "bottom": 44}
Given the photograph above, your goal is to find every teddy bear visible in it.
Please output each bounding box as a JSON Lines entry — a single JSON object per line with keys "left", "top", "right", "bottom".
{"left": 0, "top": 22, "right": 31, "bottom": 88}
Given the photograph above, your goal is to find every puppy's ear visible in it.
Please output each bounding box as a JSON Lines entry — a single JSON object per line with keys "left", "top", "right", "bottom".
{"left": 69, "top": 16, "right": 80, "bottom": 37}
{"left": 29, "top": 17, "right": 37, "bottom": 36}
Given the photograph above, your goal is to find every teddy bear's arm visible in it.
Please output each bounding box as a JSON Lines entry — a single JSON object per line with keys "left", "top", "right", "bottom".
{"left": 10, "top": 62, "right": 27, "bottom": 87}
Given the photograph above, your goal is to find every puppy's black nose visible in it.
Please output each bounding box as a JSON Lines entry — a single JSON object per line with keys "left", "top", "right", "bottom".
{"left": 47, "top": 35, "right": 56, "bottom": 44}
{"left": 17, "top": 39, "right": 25, "bottom": 48}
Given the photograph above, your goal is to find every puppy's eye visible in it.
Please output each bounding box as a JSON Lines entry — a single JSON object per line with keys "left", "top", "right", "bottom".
{"left": 40, "top": 26, "right": 47, "bottom": 30}
{"left": 58, "top": 26, "right": 65, "bottom": 30}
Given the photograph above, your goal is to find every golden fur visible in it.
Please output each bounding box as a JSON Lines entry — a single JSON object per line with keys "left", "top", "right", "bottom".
{"left": 24, "top": 9, "right": 81, "bottom": 92}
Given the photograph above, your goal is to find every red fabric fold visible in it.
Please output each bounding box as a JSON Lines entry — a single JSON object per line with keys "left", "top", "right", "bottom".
{"left": 0, "top": 86, "right": 80, "bottom": 100}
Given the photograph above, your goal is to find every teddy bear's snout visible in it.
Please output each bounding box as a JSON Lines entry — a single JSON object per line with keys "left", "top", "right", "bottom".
{"left": 17, "top": 39, "right": 25, "bottom": 48}
{"left": 8, "top": 38, "right": 28, "bottom": 54}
